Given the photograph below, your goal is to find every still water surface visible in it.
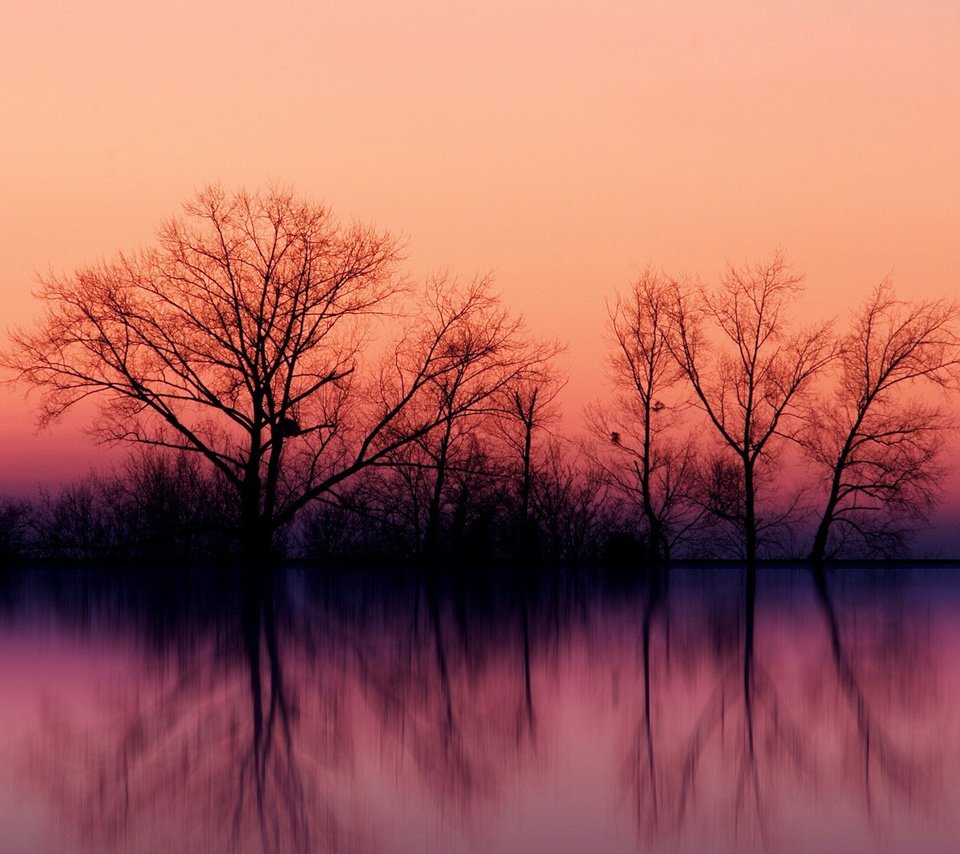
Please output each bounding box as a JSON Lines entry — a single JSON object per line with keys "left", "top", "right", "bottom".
{"left": 0, "top": 563, "right": 957, "bottom": 853}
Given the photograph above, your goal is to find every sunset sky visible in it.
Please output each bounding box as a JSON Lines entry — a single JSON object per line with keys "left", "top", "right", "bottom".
{"left": 2, "top": 1, "right": 959, "bottom": 541}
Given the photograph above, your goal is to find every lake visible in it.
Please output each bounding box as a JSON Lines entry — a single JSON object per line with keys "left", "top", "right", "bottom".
{"left": 0, "top": 563, "right": 957, "bottom": 853}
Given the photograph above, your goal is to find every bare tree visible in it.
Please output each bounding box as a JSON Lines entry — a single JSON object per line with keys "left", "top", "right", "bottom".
{"left": 24, "top": 449, "right": 232, "bottom": 560}
{"left": 3, "top": 187, "right": 550, "bottom": 563}
{"left": 0, "top": 496, "right": 32, "bottom": 561}
{"left": 590, "top": 271, "right": 702, "bottom": 561}
{"left": 385, "top": 278, "right": 559, "bottom": 561}
{"left": 530, "top": 440, "right": 612, "bottom": 561}
{"left": 671, "top": 256, "right": 836, "bottom": 564}
{"left": 803, "top": 282, "right": 960, "bottom": 562}
{"left": 493, "top": 364, "right": 566, "bottom": 560}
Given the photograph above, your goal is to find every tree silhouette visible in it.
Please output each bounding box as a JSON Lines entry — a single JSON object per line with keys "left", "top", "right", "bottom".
{"left": 529, "top": 441, "right": 611, "bottom": 561}
{"left": 382, "top": 277, "right": 558, "bottom": 561}
{"left": 0, "top": 496, "right": 30, "bottom": 560}
{"left": 802, "top": 282, "right": 960, "bottom": 562}
{"left": 4, "top": 188, "right": 551, "bottom": 562}
{"left": 590, "top": 270, "right": 703, "bottom": 562}
{"left": 23, "top": 450, "right": 231, "bottom": 560}
{"left": 494, "top": 366, "right": 565, "bottom": 560}
{"left": 670, "top": 256, "right": 836, "bottom": 564}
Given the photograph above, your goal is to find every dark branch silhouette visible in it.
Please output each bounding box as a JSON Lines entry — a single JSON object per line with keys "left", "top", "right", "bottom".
{"left": 590, "top": 270, "right": 705, "bottom": 562}
{"left": 3, "top": 190, "right": 560, "bottom": 563}
{"left": 670, "top": 255, "right": 837, "bottom": 564}
{"left": 802, "top": 282, "right": 960, "bottom": 561}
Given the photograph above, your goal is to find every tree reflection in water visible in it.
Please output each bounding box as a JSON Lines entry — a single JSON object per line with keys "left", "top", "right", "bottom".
{"left": 811, "top": 568, "right": 938, "bottom": 812}
{"left": 23, "top": 565, "right": 543, "bottom": 853}
{"left": 622, "top": 565, "right": 941, "bottom": 852}
{"left": 29, "top": 568, "right": 355, "bottom": 853}
{"left": 9, "top": 563, "right": 953, "bottom": 853}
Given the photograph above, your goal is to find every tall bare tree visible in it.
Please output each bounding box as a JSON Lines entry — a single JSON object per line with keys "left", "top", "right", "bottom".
{"left": 590, "top": 271, "right": 700, "bottom": 561}
{"left": 671, "top": 256, "right": 836, "bottom": 564}
{"left": 494, "top": 366, "right": 565, "bottom": 560}
{"left": 3, "top": 187, "right": 549, "bottom": 562}
{"left": 374, "top": 277, "right": 559, "bottom": 560}
{"left": 803, "top": 282, "right": 960, "bottom": 562}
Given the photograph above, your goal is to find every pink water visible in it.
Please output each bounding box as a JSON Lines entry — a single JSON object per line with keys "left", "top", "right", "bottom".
{"left": 0, "top": 566, "right": 956, "bottom": 853}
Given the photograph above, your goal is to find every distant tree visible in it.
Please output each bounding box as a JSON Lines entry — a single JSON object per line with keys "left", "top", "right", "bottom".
{"left": 0, "top": 496, "right": 32, "bottom": 561}
{"left": 530, "top": 441, "right": 611, "bottom": 562}
{"left": 802, "top": 282, "right": 960, "bottom": 562}
{"left": 590, "top": 271, "right": 703, "bottom": 562}
{"left": 385, "top": 278, "right": 558, "bottom": 561}
{"left": 30, "top": 475, "right": 120, "bottom": 559}
{"left": 670, "top": 256, "right": 836, "bottom": 564}
{"left": 442, "top": 434, "right": 506, "bottom": 560}
{"left": 494, "top": 366, "right": 566, "bottom": 560}
{"left": 20, "top": 449, "right": 231, "bottom": 560}
{"left": 3, "top": 188, "right": 550, "bottom": 564}
{"left": 361, "top": 451, "right": 434, "bottom": 557}
{"left": 113, "top": 449, "right": 233, "bottom": 557}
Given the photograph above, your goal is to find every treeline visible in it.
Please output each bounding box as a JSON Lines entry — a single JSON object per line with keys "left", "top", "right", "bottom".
{"left": 0, "top": 452, "right": 232, "bottom": 562}
{"left": 2, "top": 189, "right": 959, "bottom": 566}
{"left": 0, "top": 442, "right": 617, "bottom": 563}
{"left": 3, "top": 258, "right": 957, "bottom": 567}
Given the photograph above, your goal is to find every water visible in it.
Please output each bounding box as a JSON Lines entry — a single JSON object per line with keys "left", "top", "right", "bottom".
{"left": 0, "top": 563, "right": 957, "bottom": 853}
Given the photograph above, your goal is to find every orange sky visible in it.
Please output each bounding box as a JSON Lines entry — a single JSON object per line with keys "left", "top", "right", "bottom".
{"left": 2, "top": 1, "right": 960, "bottom": 503}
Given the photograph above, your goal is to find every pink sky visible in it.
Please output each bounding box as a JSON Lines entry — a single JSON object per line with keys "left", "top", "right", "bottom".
{"left": 2, "top": 1, "right": 960, "bottom": 513}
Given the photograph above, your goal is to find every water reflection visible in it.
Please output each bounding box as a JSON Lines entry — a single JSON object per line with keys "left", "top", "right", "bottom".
{"left": 620, "top": 568, "right": 943, "bottom": 853}
{"left": 1, "top": 563, "right": 956, "bottom": 853}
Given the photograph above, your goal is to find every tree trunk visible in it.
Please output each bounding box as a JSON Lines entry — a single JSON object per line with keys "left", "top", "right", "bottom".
{"left": 518, "top": 417, "right": 534, "bottom": 562}
{"left": 809, "top": 448, "right": 848, "bottom": 564}
{"left": 809, "top": 516, "right": 831, "bottom": 565}
{"left": 640, "top": 398, "right": 666, "bottom": 566}
{"left": 240, "top": 472, "right": 274, "bottom": 570}
{"left": 743, "top": 459, "right": 757, "bottom": 566}
{"left": 424, "top": 417, "right": 453, "bottom": 561}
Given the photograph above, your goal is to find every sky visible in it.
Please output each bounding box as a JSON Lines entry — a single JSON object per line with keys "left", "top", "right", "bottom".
{"left": 2, "top": 1, "right": 959, "bottom": 541}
